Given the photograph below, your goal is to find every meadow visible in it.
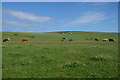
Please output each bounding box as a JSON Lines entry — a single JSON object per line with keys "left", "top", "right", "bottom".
{"left": 2, "top": 31, "right": 119, "bottom": 78}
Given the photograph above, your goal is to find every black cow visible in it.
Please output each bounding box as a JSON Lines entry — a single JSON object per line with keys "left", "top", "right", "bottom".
{"left": 95, "top": 38, "right": 99, "bottom": 41}
{"left": 109, "top": 38, "right": 115, "bottom": 42}
{"left": 62, "top": 37, "right": 67, "bottom": 40}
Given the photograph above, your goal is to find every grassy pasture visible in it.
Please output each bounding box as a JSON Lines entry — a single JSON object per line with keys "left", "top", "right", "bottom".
{"left": 2, "top": 32, "right": 118, "bottom": 78}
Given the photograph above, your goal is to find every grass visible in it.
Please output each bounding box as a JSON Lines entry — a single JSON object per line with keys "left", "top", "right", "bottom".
{"left": 2, "top": 31, "right": 118, "bottom": 78}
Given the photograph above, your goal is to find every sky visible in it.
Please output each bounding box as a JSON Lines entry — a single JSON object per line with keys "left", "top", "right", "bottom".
{"left": 2, "top": 2, "right": 118, "bottom": 32}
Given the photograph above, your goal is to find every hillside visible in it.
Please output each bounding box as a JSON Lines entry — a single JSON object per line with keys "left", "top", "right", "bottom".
{"left": 2, "top": 31, "right": 118, "bottom": 78}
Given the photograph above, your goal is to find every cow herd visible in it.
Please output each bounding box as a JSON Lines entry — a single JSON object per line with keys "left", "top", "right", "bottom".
{"left": 3, "top": 38, "right": 29, "bottom": 42}
{"left": 94, "top": 38, "right": 116, "bottom": 42}
{"left": 61, "top": 37, "right": 117, "bottom": 42}
{"left": 3, "top": 37, "right": 76, "bottom": 42}
{"left": 3, "top": 37, "right": 117, "bottom": 43}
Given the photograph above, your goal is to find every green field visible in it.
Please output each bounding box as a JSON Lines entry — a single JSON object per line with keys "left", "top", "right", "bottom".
{"left": 2, "top": 31, "right": 119, "bottom": 78}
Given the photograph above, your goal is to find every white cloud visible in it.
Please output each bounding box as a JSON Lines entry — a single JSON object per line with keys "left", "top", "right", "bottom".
{"left": 7, "top": 10, "right": 53, "bottom": 22}
{"left": 3, "top": 20, "right": 31, "bottom": 27}
{"left": 69, "top": 12, "right": 106, "bottom": 25}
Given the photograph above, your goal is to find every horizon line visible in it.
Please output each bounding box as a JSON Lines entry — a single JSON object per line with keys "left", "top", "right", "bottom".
{"left": 1, "top": 30, "right": 119, "bottom": 33}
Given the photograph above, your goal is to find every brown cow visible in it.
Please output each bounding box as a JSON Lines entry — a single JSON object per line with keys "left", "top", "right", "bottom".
{"left": 3, "top": 38, "right": 10, "bottom": 42}
{"left": 69, "top": 39, "right": 75, "bottom": 41}
{"left": 21, "top": 38, "right": 29, "bottom": 42}
{"left": 101, "top": 39, "right": 108, "bottom": 41}
{"left": 109, "top": 38, "right": 115, "bottom": 42}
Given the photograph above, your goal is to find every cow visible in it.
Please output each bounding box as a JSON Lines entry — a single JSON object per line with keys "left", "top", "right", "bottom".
{"left": 95, "top": 38, "right": 99, "bottom": 41}
{"left": 69, "top": 39, "right": 75, "bottom": 41}
{"left": 61, "top": 37, "right": 67, "bottom": 41}
{"left": 62, "top": 37, "right": 67, "bottom": 40}
{"left": 109, "top": 38, "right": 115, "bottom": 42}
{"left": 68, "top": 33, "right": 72, "bottom": 34}
{"left": 101, "top": 39, "right": 108, "bottom": 41}
{"left": 3, "top": 38, "right": 10, "bottom": 42}
{"left": 21, "top": 38, "right": 29, "bottom": 42}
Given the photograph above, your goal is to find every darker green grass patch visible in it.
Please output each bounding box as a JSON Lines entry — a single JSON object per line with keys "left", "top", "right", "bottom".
{"left": 8, "top": 52, "right": 23, "bottom": 57}
{"left": 90, "top": 56, "right": 106, "bottom": 61}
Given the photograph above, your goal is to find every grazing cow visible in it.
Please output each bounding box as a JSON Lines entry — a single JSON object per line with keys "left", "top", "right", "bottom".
{"left": 69, "top": 39, "right": 75, "bottom": 41}
{"left": 61, "top": 37, "right": 67, "bottom": 41}
{"left": 62, "top": 37, "right": 67, "bottom": 40}
{"left": 3, "top": 38, "right": 10, "bottom": 42}
{"left": 95, "top": 38, "right": 99, "bottom": 41}
{"left": 101, "top": 39, "right": 108, "bottom": 41}
{"left": 68, "top": 33, "right": 72, "bottom": 34}
{"left": 109, "top": 38, "right": 115, "bottom": 42}
{"left": 21, "top": 38, "right": 29, "bottom": 42}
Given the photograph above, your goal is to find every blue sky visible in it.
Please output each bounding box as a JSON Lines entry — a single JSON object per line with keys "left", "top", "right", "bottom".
{"left": 2, "top": 2, "right": 118, "bottom": 32}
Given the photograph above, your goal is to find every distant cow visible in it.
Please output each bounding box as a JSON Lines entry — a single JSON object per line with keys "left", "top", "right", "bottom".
{"left": 109, "top": 38, "right": 115, "bottom": 42}
{"left": 95, "top": 38, "right": 99, "bottom": 41}
{"left": 3, "top": 38, "right": 10, "bottom": 42}
{"left": 101, "top": 39, "right": 108, "bottom": 41}
{"left": 61, "top": 37, "right": 67, "bottom": 41}
{"left": 69, "top": 39, "right": 75, "bottom": 41}
{"left": 21, "top": 38, "right": 29, "bottom": 42}
{"left": 68, "top": 33, "right": 72, "bottom": 34}
{"left": 62, "top": 37, "right": 67, "bottom": 40}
